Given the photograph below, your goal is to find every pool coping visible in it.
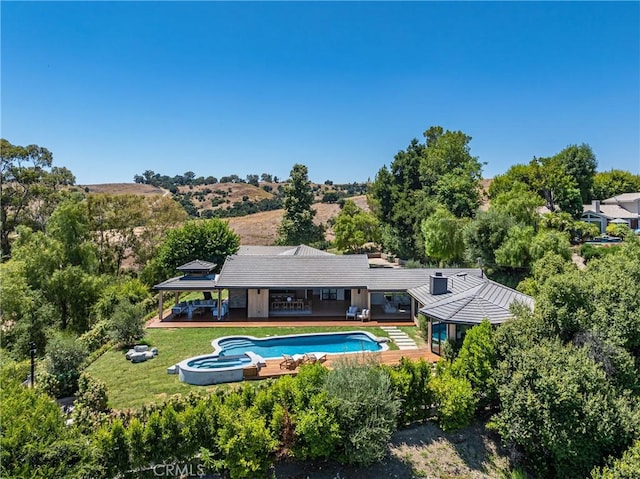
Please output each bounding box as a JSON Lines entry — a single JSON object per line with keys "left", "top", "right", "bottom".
{"left": 210, "top": 330, "right": 390, "bottom": 359}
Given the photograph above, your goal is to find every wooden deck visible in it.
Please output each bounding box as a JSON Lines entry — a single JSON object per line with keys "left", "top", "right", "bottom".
{"left": 147, "top": 310, "right": 415, "bottom": 329}
{"left": 244, "top": 348, "right": 441, "bottom": 380}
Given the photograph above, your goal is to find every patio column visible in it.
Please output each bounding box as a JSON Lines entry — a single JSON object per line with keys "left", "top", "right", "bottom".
{"left": 174, "top": 292, "right": 179, "bottom": 305}
{"left": 427, "top": 319, "right": 432, "bottom": 350}
{"left": 217, "top": 289, "right": 221, "bottom": 320}
{"left": 158, "top": 291, "right": 164, "bottom": 321}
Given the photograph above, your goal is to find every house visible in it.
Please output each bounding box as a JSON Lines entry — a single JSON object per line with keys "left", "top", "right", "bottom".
{"left": 155, "top": 245, "right": 534, "bottom": 355}
{"left": 581, "top": 193, "right": 640, "bottom": 233}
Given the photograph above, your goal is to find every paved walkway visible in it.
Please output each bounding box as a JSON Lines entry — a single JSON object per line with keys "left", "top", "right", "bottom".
{"left": 379, "top": 326, "right": 419, "bottom": 350}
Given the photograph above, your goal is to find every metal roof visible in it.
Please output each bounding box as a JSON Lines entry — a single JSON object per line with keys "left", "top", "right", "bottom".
{"left": 153, "top": 274, "right": 218, "bottom": 291}
{"left": 237, "top": 245, "right": 296, "bottom": 255}
{"left": 176, "top": 259, "right": 217, "bottom": 272}
{"left": 416, "top": 279, "right": 533, "bottom": 324}
{"left": 367, "top": 268, "right": 483, "bottom": 291}
{"left": 236, "top": 245, "right": 333, "bottom": 256}
{"left": 216, "top": 254, "right": 370, "bottom": 288}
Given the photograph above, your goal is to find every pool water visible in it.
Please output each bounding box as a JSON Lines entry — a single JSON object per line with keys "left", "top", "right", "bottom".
{"left": 187, "top": 355, "right": 252, "bottom": 369}
{"left": 214, "top": 331, "right": 385, "bottom": 359}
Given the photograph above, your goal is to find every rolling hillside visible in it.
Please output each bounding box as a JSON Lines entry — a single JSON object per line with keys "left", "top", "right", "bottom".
{"left": 77, "top": 182, "right": 370, "bottom": 245}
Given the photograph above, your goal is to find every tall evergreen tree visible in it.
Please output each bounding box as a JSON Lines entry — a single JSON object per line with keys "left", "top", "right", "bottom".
{"left": 276, "top": 164, "right": 324, "bottom": 246}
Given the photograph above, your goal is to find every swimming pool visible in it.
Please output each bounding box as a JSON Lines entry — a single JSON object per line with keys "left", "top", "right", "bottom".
{"left": 212, "top": 331, "right": 388, "bottom": 359}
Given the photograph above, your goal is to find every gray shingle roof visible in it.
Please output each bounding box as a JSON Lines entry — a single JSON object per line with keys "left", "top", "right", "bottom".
{"left": 216, "top": 254, "right": 370, "bottom": 288}
{"left": 603, "top": 192, "right": 640, "bottom": 203}
{"left": 582, "top": 204, "right": 638, "bottom": 219}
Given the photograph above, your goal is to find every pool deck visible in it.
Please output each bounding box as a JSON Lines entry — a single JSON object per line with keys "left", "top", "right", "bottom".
{"left": 245, "top": 348, "right": 441, "bottom": 380}
{"left": 147, "top": 315, "right": 415, "bottom": 329}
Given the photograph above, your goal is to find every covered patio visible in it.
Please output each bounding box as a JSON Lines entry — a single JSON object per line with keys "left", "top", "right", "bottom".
{"left": 153, "top": 260, "right": 227, "bottom": 321}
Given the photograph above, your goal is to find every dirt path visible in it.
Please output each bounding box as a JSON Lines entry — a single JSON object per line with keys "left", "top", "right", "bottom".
{"left": 273, "top": 420, "right": 511, "bottom": 479}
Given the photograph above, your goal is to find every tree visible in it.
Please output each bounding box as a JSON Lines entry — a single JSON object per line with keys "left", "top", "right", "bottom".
{"left": 494, "top": 225, "right": 534, "bottom": 269}
{"left": 246, "top": 174, "right": 259, "bottom": 187}
{"left": 490, "top": 340, "right": 636, "bottom": 478}
{"left": 463, "top": 209, "right": 516, "bottom": 268}
{"left": 133, "top": 195, "right": 188, "bottom": 268}
{"left": 149, "top": 218, "right": 240, "bottom": 282}
{"left": 591, "top": 169, "right": 640, "bottom": 200}
{"left": 421, "top": 206, "right": 466, "bottom": 265}
{"left": 260, "top": 173, "right": 273, "bottom": 183}
{"left": 276, "top": 164, "right": 324, "bottom": 246}
{"left": 370, "top": 127, "right": 482, "bottom": 260}
{"left": 490, "top": 182, "right": 544, "bottom": 227}
{"left": 420, "top": 128, "right": 482, "bottom": 217}
{"left": 0, "top": 139, "right": 75, "bottom": 258}
{"left": 86, "top": 194, "right": 148, "bottom": 274}
{"left": 554, "top": 143, "right": 597, "bottom": 203}
{"left": 333, "top": 200, "right": 380, "bottom": 253}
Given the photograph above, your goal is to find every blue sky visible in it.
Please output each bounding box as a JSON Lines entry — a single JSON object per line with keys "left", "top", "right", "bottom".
{"left": 2, "top": 1, "right": 639, "bottom": 185}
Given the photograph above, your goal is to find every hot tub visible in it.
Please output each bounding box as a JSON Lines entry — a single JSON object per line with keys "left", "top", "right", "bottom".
{"left": 176, "top": 351, "right": 263, "bottom": 385}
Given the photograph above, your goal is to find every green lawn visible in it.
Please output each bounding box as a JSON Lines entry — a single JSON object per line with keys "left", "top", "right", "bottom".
{"left": 86, "top": 326, "right": 395, "bottom": 410}
{"left": 398, "top": 326, "right": 427, "bottom": 347}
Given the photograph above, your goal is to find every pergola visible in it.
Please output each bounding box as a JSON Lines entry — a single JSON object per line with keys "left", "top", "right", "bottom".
{"left": 153, "top": 260, "right": 222, "bottom": 320}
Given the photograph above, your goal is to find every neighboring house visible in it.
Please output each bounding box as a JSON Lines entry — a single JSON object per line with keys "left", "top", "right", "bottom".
{"left": 155, "top": 245, "right": 534, "bottom": 355}
{"left": 581, "top": 193, "right": 640, "bottom": 233}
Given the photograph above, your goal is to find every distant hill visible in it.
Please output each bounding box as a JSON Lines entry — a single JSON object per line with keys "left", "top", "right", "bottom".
{"left": 75, "top": 182, "right": 370, "bottom": 245}
{"left": 76, "top": 183, "right": 169, "bottom": 197}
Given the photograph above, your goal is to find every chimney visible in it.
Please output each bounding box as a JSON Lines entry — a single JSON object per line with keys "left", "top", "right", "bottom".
{"left": 430, "top": 272, "right": 449, "bottom": 295}
{"left": 592, "top": 200, "right": 600, "bottom": 213}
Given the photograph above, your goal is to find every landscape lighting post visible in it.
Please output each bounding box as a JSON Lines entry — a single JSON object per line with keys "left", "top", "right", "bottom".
{"left": 29, "top": 341, "right": 36, "bottom": 388}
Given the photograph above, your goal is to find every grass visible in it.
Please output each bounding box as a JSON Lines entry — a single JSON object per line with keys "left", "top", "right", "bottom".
{"left": 398, "top": 326, "right": 427, "bottom": 347}
{"left": 86, "top": 326, "right": 394, "bottom": 410}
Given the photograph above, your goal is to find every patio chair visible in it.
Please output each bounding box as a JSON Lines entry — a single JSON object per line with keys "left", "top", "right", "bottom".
{"left": 280, "top": 354, "right": 300, "bottom": 370}
{"left": 357, "top": 308, "right": 369, "bottom": 321}
{"left": 346, "top": 305, "right": 358, "bottom": 319}
{"left": 302, "top": 353, "right": 327, "bottom": 364}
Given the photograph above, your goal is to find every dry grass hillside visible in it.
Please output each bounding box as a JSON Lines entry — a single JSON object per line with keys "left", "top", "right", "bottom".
{"left": 227, "top": 194, "right": 370, "bottom": 245}
{"left": 76, "top": 182, "right": 370, "bottom": 246}
{"left": 78, "top": 183, "right": 168, "bottom": 196}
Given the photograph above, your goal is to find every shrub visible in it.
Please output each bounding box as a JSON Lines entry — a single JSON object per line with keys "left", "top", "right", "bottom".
{"left": 323, "top": 356, "right": 400, "bottom": 466}
{"left": 292, "top": 391, "right": 341, "bottom": 461}
{"left": 72, "top": 372, "right": 109, "bottom": 432}
{"left": 0, "top": 378, "right": 91, "bottom": 478}
{"left": 386, "top": 358, "right": 433, "bottom": 424}
{"left": 39, "top": 333, "right": 88, "bottom": 398}
{"left": 94, "top": 419, "right": 129, "bottom": 477}
{"left": 451, "top": 320, "right": 497, "bottom": 408}
{"left": 78, "top": 319, "right": 110, "bottom": 352}
{"left": 591, "top": 440, "right": 640, "bottom": 479}
{"left": 107, "top": 299, "right": 145, "bottom": 347}
{"left": 429, "top": 372, "right": 477, "bottom": 431}
{"left": 217, "top": 405, "right": 278, "bottom": 478}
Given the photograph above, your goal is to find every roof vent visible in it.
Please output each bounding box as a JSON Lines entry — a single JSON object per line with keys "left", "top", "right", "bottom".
{"left": 430, "top": 273, "right": 448, "bottom": 295}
